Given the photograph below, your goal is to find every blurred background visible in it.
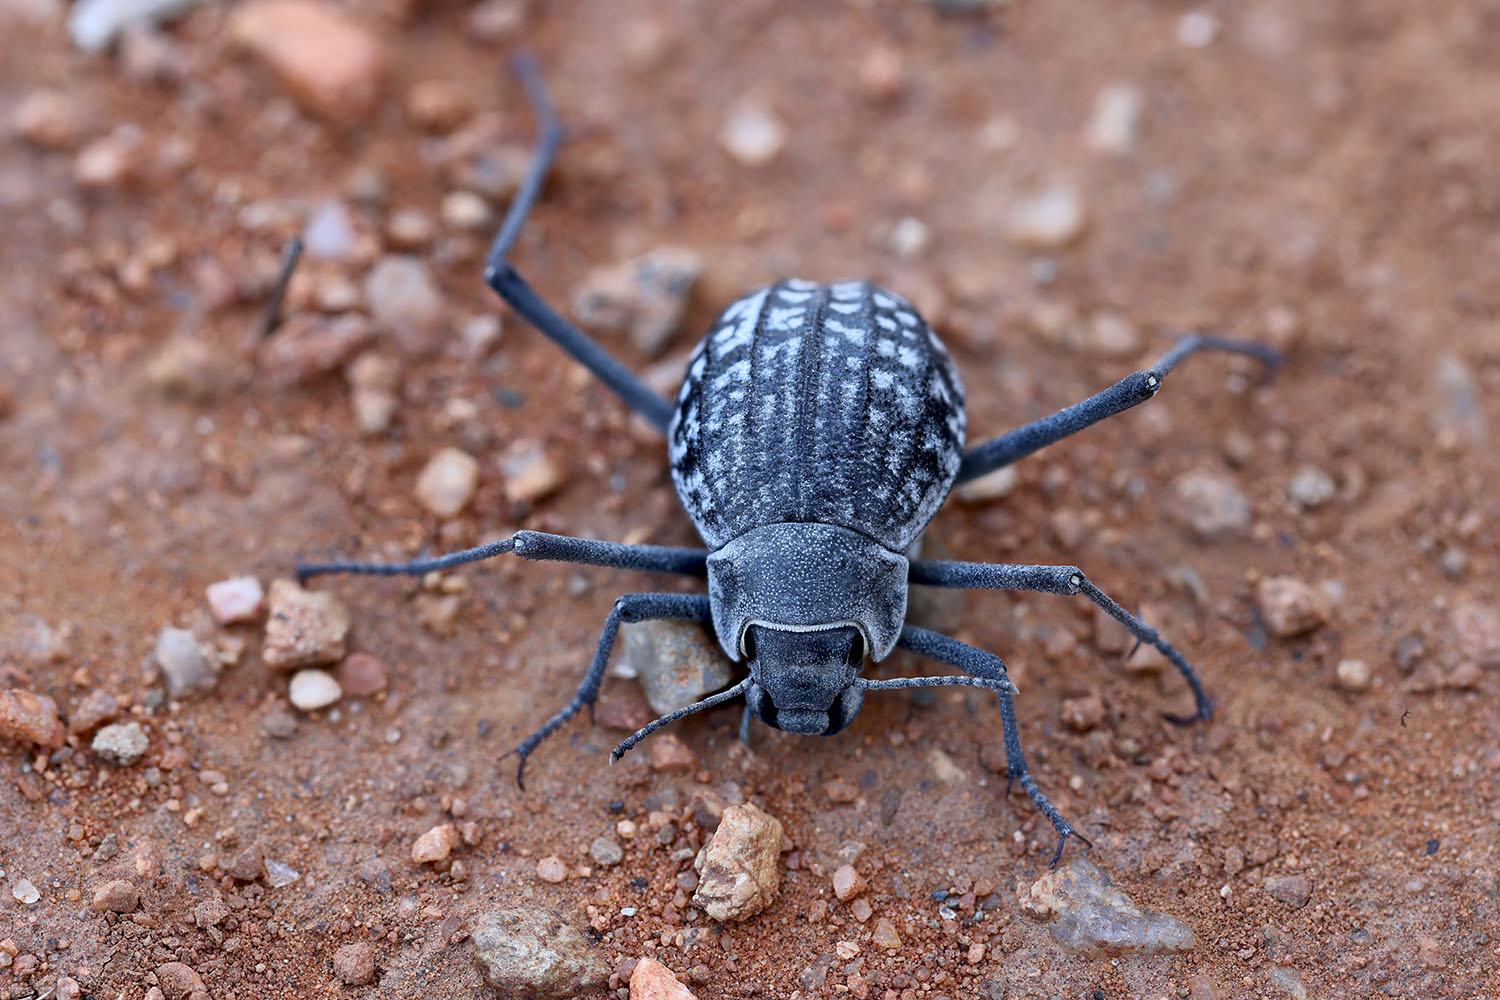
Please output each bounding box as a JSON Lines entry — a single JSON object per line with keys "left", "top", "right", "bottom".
{"left": 1, "top": 1, "right": 1497, "bottom": 998}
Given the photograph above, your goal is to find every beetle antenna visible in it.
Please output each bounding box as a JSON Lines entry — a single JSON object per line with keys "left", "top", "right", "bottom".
{"left": 855, "top": 675, "right": 1019, "bottom": 695}
{"left": 261, "top": 237, "right": 304, "bottom": 339}
{"left": 610, "top": 678, "right": 752, "bottom": 763}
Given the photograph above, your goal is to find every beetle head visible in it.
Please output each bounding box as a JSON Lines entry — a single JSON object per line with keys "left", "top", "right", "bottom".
{"left": 706, "top": 522, "right": 907, "bottom": 736}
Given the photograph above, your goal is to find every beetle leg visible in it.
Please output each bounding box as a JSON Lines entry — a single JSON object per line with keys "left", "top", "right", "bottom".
{"left": 503, "top": 592, "right": 712, "bottom": 789}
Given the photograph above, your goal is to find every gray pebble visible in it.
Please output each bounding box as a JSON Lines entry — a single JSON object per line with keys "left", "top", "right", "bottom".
{"left": 92, "top": 722, "right": 149, "bottom": 765}
{"left": 589, "top": 837, "right": 623, "bottom": 868}
{"left": 467, "top": 907, "right": 609, "bottom": 999}
{"left": 571, "top": 248, "right": 703, "bottom": 357}
{"left": 154, "top": 627, "right": 216, "bottom": 698}
{"left": 1170, "top": 469, "right": 1251, "bottom": 540}
{"left": 623, "top": 619, "right": 733, "bottom": 717}
{"left": 1287, "top": 467, "right": 1336, "bottom": 509}
{"left": 364, "top": 255, "right": 447, "bottom": 357}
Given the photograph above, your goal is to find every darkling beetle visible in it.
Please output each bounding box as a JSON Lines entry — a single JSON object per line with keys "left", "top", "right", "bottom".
{"left": 298, "top": 56, "right": 1278, "bottom": 865}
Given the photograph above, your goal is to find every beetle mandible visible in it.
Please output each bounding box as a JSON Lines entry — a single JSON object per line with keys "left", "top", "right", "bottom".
{"left": 298, "top": 56, "right": 1278, "bottom": 865}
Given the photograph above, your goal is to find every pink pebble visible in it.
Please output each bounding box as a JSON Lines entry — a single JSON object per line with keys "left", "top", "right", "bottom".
{"left": 206, "top": 576, "right": 266, "bottom": 625}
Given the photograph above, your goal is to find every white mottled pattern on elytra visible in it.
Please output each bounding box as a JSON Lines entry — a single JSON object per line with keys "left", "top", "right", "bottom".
{"left": 669, "top": 280, "right": 966, "bottom": 552}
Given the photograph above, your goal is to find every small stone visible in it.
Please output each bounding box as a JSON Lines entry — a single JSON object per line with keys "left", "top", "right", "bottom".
{"left": 259, "top": 708, "right": 298, "bottom": 740}
{"left": 649, "top": 733, "right": 698, "bottom": 773}
{"left": 1177, "top": 10, "right": 1219, "bottom": 47}
{"left": 719, "top": 102, "right": 786, "bottom": 167}
{"left": 414, "top": 447, "right": 480, "bottom": 518}
{"left": 954, "top": 465, "right": 1018, "bottom": 504}
{"left": 288, "top": 669, "right": 342, "bottom": 710}
{"left": 407, "top": 79, "right": 473, "bottom": 133}
{"left": 1334, "top": 659, "right": 1371, "bottom": 692}
{"left": 412, "top": 823, "right": 459, "bottom": 864}
{"left": 572, "top": 248, "right": 704, "bottom": 357}
{"left": 1086, "top": 83, "right": 1143, "bottom": 155}
{"left": 0, "top": 689, "right": 66, "bottom": 748}
{"left": 264, "top": 858, "right": 300, "bottom": 887}
{"left": 55, "top": 976, "right": 82, "bottom": 1000}
{"left": 1020, "top": 857, "right": 1194, "bottom": 952}
{"left": 1452, "top": 601, "right": 1500, "bottom": 668}
{"left": 334, "top": 941, "right": 377, "bottom": 985}
{"left": 824, "top": 778, "right": 858, "bottom": 804}
{"left": 93, "top": 722, "right": 149, "bottom": 765}
{"left": 1006, "top": 186, "right": 1088, "bottom": 250}
{"left": 206, "top": 576, "right": 266, "bottom": 625}
{"left": 155, "top": 626, "right": 217, "bottom": 697}
{"left": 364, "top": 255, "right": 447, "bottom": 357}
{"left": 1171, "top": 469, "right": 1252, "bottom": 539}
{"left": 13, "top": 89, "right": 83, "bottom": 150}
{"left": 624, "top": 619, "right": 734, "bottom": 717}
{"left": 468, "top": 907, "right": 609, "bottom": 999}
{"left": 589, "top": 837, "right": 623, "bottom": 867}
{"left": 263, "top": 578, "right": 350, "bottom": 669}
{"left": 67, "top": 0, "right": 200, "bottom": 51}
{"left": 859, "top": 44, "right": 905, "bottom": 102}
{"left": 500, "top": 442, "right": 566, "bottom": 505}
{"left": 831, "top": 864, "right": 868, "bottom": 902}
{"left": 352, "top": 386, "right": 398, "bottom": 434}
{"left": 91, "top": 879, "right": 139, "bottom": 913}
{"left": 851, "top": 898, "right": 873, "bottom": 922}
{"left": 337, "top": 652, "right": 389, "bottom": 696}
{"left": 74, "top": 135, "right": 134, "bottom": 189}
{"left": 385, "top": 208, "right": 436, "bottom": 251}
{"left": 441, "top": 190, "right": 493, "bottom": 231}
{"left": 303, "top": 199, "right": 356, "bottom": 259}
{"left": 1267, "top": 966, "right": 1307, "bottom": 999}
{"left": 11, "top": 878, "right": 40, "bottom": 905}
{"left": 1262, "top": 874, "right": 1311, "bottom": 909}
{"left": 871, "top": 917, "right": 902, "bottom": 950}
{"left": 68, "top": 688, "right": 120, "bottom": 734}
{"left": 887, "top": 216, "right": 930, "bottom": 258}
{"left": 1061, "top": 692, "right": 1106, "bottom": 732}
{"left": 230, "top": 0, "right": 385, "bottom": 122}
{"left": 154, "top": 962, "right": 205, "bottom": 1000}
{"left": 630, "top": 957, "right": 698, "bottom": 1000}
{"left": 467, "top": 0, "right": 524, "bottom": 41}
{"left": 693, "top": 802, "right": 783, "bottom": 921}
{"left": 1255, "top": 577, "right": 1329, "bottom": 638}
{"left": 1083, "top": 310, "right": 1143, "bottom": 359}
{"left": 226, "top": 845, "right": 265, "bottom": 881}
{"left": 259, "top": 313, "right": 373, "bottom": 388}
{"left": 536, "top": 855, "right": 568, "bottom": 883}
{"left": 1287, "top": 467, "right": 1336, "bottom": 509}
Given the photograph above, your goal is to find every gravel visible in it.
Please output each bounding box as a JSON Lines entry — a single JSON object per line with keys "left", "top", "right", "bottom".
{"left": 258, "top": 313, "right": 372, "bottom": 387}
{"left": 1334, "top": 659, "right": 1371, "bottom": 692}
{"left": 262, "top": 578, "right": 350, "bottom": 669}
{"left": 67, "top": 688, "right": 120, "bottom": 734}
{"left": 0, "top": 689, "right": 66, "bottom": 747}
{"left": 337, "top": 652, "right": 389, "bottom": 696}
{"left": 1086, "top": 83, "right": 1143, "bottom": 155}
{"left": 630, "top": 957, "right": 698, "bottom": 1000}
{"left": 154, "top": 626, "right": 217, "bottom": 697}
{"left": 624, "top": 619, "right": 733, "bottom": 716}
{"left": 91, "top": 879, "right": 140, "bottom": 913}
{"left": 1171, "top": 469, "right": 1252, "bottom": 539}
{"left": 1020, "top": 857, "right": 1195, "bottom": 953}
{"left": 229, "top": 0, "right": 385, "bottom": 121}
{"left": 1254, "top": 577, "right": 1329, "bottom": 638}
{"left": 333, "top": 942, "right": 376, "bottom": 985}
{"left": 364, "top": 255, "right": 447, "bottom": 356}
{"left": 572, "top": 248, "right": 704, "bottom": 357}
{"left": 288, "top": 668, "right": 342, "bottom": 710}
{"left": 415, "top": 446, "right": 480, "bottom": 518}
{"left": 499, "top": 441, "right": 566, "bottom": 504}
{"left": 1287, "top": 466, "right": 1336, "bottom": 509}
{"left": 871, "top": 917, "right": 902, "bottom": 949}
{"left": 226, "top": 845, "right": 265, "bottom": 881}
{"left": 535, "top": 856, "right": 568, "bottom": 883}
{"left": 467, "top": 907, "right": 610, "bottom": 999}
{"left": 93, "top": 721, "right": 149, "bottom": 764}
{"left": 719, "top": 102, "right": 786, "bottom": 166}
{"left": 411, "top": 823, "right": 459, "bottom": 864}
{"left": 693, "top": 802, "right": 784, "bottom": 921}
{"left": 589, "top": 837, "right": 623, "bottom": 867}
{"left": 1262, "top": 874, "right": 1312, "bottom": 908}
{"left": 1060, "top": 691, "right": 1106, "bottom": 732}
{"left": 1451, "top": 600, "right": 1500, "bottom": 668}
{"left": 831, "top": 864, "right": 868, "bottom": 902}
{"left": 205, "top": 576, "right": 266, "bottom": 625}
{"left": 154, "top": 961, "right": 205, "bottom": 1000}
{"left": 1005, "top": 186, "right": 1088, "bottom": 250}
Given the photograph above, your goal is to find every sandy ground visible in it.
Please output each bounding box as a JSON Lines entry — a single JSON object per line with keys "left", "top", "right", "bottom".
{"left": 2, "top": 0, "right": 1498, "bottom": 998}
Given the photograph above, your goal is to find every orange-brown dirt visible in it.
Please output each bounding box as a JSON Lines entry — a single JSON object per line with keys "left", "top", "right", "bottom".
{"left": 2, "top": 1, "right": 1498, "bottom": 998}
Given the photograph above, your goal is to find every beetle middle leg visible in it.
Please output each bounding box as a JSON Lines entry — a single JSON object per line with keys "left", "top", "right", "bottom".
{"left": 908, "top": 559, "right": 1213, "bottom": 724}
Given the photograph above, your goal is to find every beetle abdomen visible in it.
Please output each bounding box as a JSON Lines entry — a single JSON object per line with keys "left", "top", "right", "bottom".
{"left": 669, "top": 279, "right": 965, "bottom": 552}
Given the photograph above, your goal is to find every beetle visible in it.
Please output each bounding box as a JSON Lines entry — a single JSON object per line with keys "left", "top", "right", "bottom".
{"left": 298, "top": 56, "right": 1278, "bottom": 865}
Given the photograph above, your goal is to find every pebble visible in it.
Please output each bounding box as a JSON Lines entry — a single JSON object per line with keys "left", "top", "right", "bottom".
{"left": 831, "top": 864, "right": 868, "bottom": 902}
{"left": 536, "top": 855, "right": 568, "bottom": 883}
{"left": 262, "top": 578, "right": 350, "bottom": 669}
{"left": 415, "top": 446, "right": 480, "bottom": 518}
{"left": 467, "top": 907, "right": 609, "bottom": 997}
{"left": 467, "top": 0, "right": 524, "bottom": 41}
{"left": 303, "top": 199, "right": 355, "bottom": 259}
{"left": 1266, "top": 966, "right": 1308, "bottom": 999}
{"left": 365, "top": 255, "right": 447, "bottom": 356}
{"left": 719, "top": 102, "right": 786, "bottom": 166}
{"left": 92, "top": 879, "right": 140, "bottom": 913}
{"left": 1020, "top": 857, "right": 1194, "bottom": 952}
{"left": 1171, "top": 469, "right": 1252, "bottom": 539}
{"left": 589, "top": 837, "right": 623, "bottom": 867}
{"left": 851, "top": 898, "right": 873, "bottom": 922}
{"left": 407, "top": 78, "right": 473, "bottom": 133}
{"left": 1254, "top": 577, "right": 1329, "bottom": 638}
{"left": 953, "top": 465, "right": 1018, "bottom": 504}
{"left": 1262, "top": 874, "right": 1312, "bottom": 909}
{"left": 154, "top": 962, "right": 204, "bottom": 1000}
{"left": 11, "top": 878, "right": 40, "bottom": 905}
{"left": 155, "top": 626, "right": 217, "bottom": 697}
{"left": 13, "top": 89, "right": 83, "bottom": 150}
{"left": 571, "top": 248, "right": 703, "bottom": 357}
{"left": 230, "top": 0, "right": 385, "bottom": 121}
{"left": 347, "top": 352, "right": 399, "bottom": 434}
{"left": 227, "top": 845, "right": 265, "bottom": 881}
{"left": 0, "top": 689, "right": 66, "bottom": 748}
{"left": 68, "top": 688, "right": 120, "bottom": 734}
{"left": 259, "top": 708, "right": 298, "bottom": 740}
{"left": 264, "top": 858, "right": 300, "bottom": 887}
{"left": 1287, "top": 467, "right": 1336, "bottom": 509}
{"left": 1060, "top": 691, "right": 1106, "bottom": 732}
{"left": 1334, "top": 658, "right": 1371, "bottom": 692}
{"left": 871, "top": 917, "right": 902, "bottom": 950}
{"left": 74, "top": 134, "right": 134, "bottom": 189}
{"left": 693, "top": 802, "right": 784, "bottom": 922}
{"left": 385, "top": 208, "right": 436, "bottom": 251}
{"left": 1083, "top": 310, "right": 1143, "bottom": 359}
{"left": 649, "top": 733, "right": 698, "bottom": 773}
{"left": 624, "top": 619, "right": 734, "bottom": 716}
{"left": 205, "top": 576, "right": 266, "bottom": 625}
{"left": 1005, "top": 186, "right": 1088, "bottom": 250}
{"left": 333, "top": 941, "right": 376, "bottom": 985}
{"left": 337, "top": 652, "right": 389, "bottom": 696}
{"left": 93, "top": 721, "right": 149, "bottom": 765}
{"left": 630, "top": 957, "right": 698, "bottom": 1000}
{"left": 288, "top": 669, "right": 342, "bottom": 710}
{"left": 500, "top": 442, "right": 566, "bottom": 505}
{"left": 887, "top": 216, "right": 930, "bottom": 258}
{"left": 1451, "top": 601, "right": 1500, "bottom": 668}
{"left": 55, "top": 977, "right": 82, "bottom": 1000}
{"left": 1086, "top": 83, "right": 1143, "bottom": 155}
{"left": 441, "top": 190, "right": 492, "bottom": 231}
{"left": 1177, "top": 10, "right": 1219, "bottom": 48}
{"left": 67, "top": 0, "right": 203, "bottom": 52}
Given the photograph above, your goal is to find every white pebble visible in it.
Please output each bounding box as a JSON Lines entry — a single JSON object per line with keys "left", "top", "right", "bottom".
{"left": 1177, "top": 10, "right": 1218, "bottom": 48}
{"left": 719, "top": 102, "right": 786, "bottom": 167}
{"left": 205, "top": 576, "right": 265, "bottom": 625}
{"left": 93, "top": 722, "right": 149, "bottom": 765}
{"left": 441, "top": 190, "right": 492, "bottom": 231}
{"left": 1086, "top": 84, "right": 1143, "bottom": 155}
{"left": 1335, "top": 659, "right": 1371, "bottom": 692}
{"left": 11, "top": 878, "right": 39, "bottom": 905}
{"left": 303, "top": 199, "right": 356, "bottom": 259}
{"left": 1006, "top": 186, "right": 1088, "bottom": 250}
{"left": 887, "top": 217, "right": 930, "bottom": 258}
{"left": 1288, "top": 467, "right": 1336, "bottom": 509}
{"left": 289, "top": 669, "right": 343, "bottom": 711}
{"left": 414, "top": 447, "right": 479, "bottom": 518}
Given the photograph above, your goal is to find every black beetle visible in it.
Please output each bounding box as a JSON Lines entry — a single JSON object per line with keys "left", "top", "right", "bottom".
{"left": 299, "top": 56, "right": 1277, "bottom": 865}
